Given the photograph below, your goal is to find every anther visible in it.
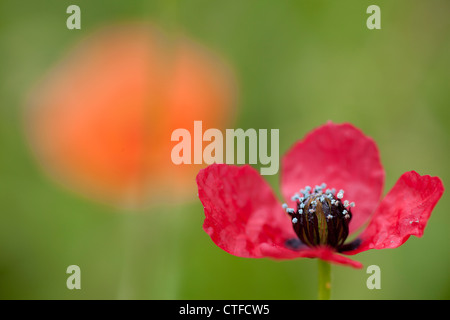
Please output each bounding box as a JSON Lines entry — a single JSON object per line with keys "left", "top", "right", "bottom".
{"left": 286, "top": 183, "right": 355, "bottom": 250}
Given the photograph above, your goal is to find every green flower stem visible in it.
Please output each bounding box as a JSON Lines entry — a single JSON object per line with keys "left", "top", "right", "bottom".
{"left": 317, "top": 259, "right": 331, "bottom": 300}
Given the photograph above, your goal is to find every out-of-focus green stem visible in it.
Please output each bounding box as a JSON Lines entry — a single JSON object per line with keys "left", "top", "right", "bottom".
{"left": 318, "top": 259, "right": 331, "bottom": 300}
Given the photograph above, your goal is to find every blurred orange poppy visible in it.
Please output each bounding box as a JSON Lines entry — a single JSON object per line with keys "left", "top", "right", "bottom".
{"left": 25, "top": 23, "right": 237, "bottom": 208}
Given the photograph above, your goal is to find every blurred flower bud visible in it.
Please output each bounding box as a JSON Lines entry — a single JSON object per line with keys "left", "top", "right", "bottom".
{"left": 25, "top": 23, "right": 237, "bottom": 209}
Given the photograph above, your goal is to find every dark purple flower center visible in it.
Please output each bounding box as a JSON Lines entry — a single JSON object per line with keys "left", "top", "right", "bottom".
{"left": 283, "top": 184, "right": 354, "bottom": 250}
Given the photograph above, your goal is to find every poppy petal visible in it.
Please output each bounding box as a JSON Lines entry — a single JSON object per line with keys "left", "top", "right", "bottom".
{"left": 344, "top": 171, "right": 444, "bottom": 255}
{"left": 259, "top": 244, "right": 363, "bottom": 268}
{"left": 197, "top": 164, "right": 297, "bottom": 258}
{"left": 281, "top": 122, "right": 385, "bottom": 234}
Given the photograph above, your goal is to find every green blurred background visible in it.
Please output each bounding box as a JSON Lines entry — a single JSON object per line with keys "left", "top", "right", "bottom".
{"left": 0, "top": 0, "right": 449, "bottom": 299}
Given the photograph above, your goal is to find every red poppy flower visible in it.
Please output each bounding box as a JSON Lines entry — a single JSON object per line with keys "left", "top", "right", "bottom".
{"left": 196, "top": 122, "right": 444, "bottom": 268}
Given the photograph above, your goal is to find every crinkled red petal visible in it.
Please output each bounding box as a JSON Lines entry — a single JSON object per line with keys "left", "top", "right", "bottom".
{"left": 281, "top": 121, "right": 385, "bottom": 234}
{"left": 344, "top": 171, "right": 444, "bottom": 255}
{"left": 197, "top": 164, "right": 296, "bottom": 258}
